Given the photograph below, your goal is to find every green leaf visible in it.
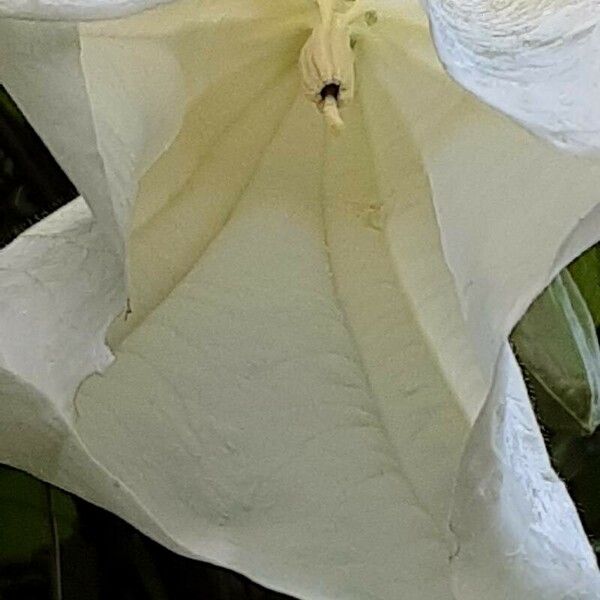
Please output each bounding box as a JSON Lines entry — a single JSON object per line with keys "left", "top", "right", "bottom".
{"left": 512, "top": 270, "right": 600, "bottom": 435}
{"left": 569, "top": 245, "right": 600, "bottom": 327}
{"left": 0, "top": 468, "right": 76, "bottom": 564}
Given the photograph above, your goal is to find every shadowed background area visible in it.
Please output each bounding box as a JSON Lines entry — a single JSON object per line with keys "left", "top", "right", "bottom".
{"left": 0, "top": 85, "right": 76, "bottom": 247}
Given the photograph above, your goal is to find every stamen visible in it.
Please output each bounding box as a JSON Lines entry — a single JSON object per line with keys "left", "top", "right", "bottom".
{"left": 299, "top": 0, "right": 377, "bottom": 131}
{"left": 317, "top": 0, "right": 336, "bottom": 26}
{"left": 338, "top": 1, "right": 364, "bottom": 26}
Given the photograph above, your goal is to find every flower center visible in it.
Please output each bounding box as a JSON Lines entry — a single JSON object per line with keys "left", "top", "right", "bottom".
{"left": 299, "top": 0, "right": 377, "bottom": 132}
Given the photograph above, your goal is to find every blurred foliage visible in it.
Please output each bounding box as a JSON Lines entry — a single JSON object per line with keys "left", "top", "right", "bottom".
{"left": 0, "top": 469, "right": 77, "bottom": 564}
{"left": 570, "top": 246, "right": 600, "bottom": 328}
{"left": 512, "top": 271, "right": 600, "bottom": 435}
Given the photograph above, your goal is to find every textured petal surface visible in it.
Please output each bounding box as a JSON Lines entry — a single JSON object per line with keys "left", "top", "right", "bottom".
{"left": 1, "top": 2, "right": 600, "bottom": 599}
{"left": 361, "top": 21, "right": 600, "bottom": 594}
{"left": 0, "top": 0, "right": 173, "bottom": 21}
{"left": 452, "top": 345, "right": 600, "bottom": 600}
{"left": 424, "top": 0, "right": 600, "bottom": 154}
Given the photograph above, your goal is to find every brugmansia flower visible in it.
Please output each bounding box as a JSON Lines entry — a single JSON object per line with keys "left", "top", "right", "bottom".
{"left": 1, "top": 0, "right": 600, "bottom": 597}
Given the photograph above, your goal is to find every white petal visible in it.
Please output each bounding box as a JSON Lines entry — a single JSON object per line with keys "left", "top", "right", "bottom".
{"left": 0, "top": 0, "right": 166, "bottom": 21}
{"left": 1, "top": 2, "right": 600, "bottom": 599}
{"left": 452, "top": 344, "right": 600, "bottom": 599}
{"left": 363, "top": 19, "right": 600, "bottom": 596}
{"left": 424, "top": 0, "right": 600, "bottom": 154}
{"left": 0, "top": 0, "right": 313, "bottom": 22}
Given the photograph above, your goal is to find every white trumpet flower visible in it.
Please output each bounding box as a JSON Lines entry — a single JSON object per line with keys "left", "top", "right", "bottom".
{"left": 1, "top": 0, "right": 600, "bottom": 598}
